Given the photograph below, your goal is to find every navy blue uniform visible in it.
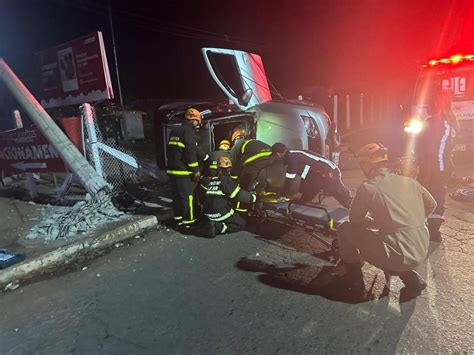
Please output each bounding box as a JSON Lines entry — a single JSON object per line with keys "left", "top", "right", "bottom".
{"left": 284, "top": 150, "right": 352, "bottom": 208}
{"left": 415, "top": 113, "right": 456, "bottom": 240}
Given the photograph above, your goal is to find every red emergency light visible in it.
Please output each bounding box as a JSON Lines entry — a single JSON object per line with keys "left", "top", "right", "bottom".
{"left": 422, "top": 54, "right": 474, "bottom": 68}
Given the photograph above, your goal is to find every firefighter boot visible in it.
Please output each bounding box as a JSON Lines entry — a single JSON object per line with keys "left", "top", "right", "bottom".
{"left": 399, "top": 270, "right": 427, "bottom": 295}
{"left": 428, "top": 218, "right": 444, "bottom": 242}
{"left": 206, "top": 221, "right": 218, "bottom": 239}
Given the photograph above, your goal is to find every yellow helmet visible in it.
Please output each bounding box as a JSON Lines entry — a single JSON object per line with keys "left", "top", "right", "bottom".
{"left": 218, "top": 140, "right": 231, "bottom": 150}
{"left": 185, "top": 108, "right": 202, "bottom": 123}
{"left": 217, "top": 156, "right": 232, "bottom": 169}
{"left": 231, "top": 129, "right": 246, "bottom": 142}
{"left": 356, "top": 143, "right": 388, "bottom": 164}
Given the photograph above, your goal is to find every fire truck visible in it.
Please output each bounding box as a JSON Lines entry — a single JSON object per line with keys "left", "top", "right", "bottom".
{"left": 412, "top": 53, "right": 474, "bottom": 159}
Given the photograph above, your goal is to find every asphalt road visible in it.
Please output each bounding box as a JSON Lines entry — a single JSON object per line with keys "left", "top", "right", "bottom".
{"left": 0, "top": 213, "right": 472, "bottom": 354}
{"left": 1, "top": 166, "right": 473, "bottom": 354}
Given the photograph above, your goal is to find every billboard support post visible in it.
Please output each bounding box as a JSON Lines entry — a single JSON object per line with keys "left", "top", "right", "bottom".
{"left": 0, "top": 58, "right": 110, "bottom": 197}
{"left": 108, "top": 1, "right": 124, "bottom": 110}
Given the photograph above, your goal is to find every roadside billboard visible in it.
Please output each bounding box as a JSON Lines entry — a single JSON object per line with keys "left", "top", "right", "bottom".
{"left": 37, "top": 31, "right": 114, "bottom": 108}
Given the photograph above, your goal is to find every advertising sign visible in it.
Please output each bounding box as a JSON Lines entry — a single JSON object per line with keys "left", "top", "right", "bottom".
{"left": 0, "top": 125, "right": 67, "bottom": 172}
{"left": 37, "top": 31, "right": 114, "bottom": 108}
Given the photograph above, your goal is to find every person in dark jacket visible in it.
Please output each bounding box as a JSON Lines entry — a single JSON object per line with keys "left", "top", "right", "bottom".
{"left": 271, "top": 143, "right": 352, "bottom": 208}
{"left": 415, "top": 91, "right": 458, "bottom": 242}
{"left": 204, "top": 156, "right": 257, "bottom": 237}
{"left": 166, "top": 108, "right": 203, "bottom": 226}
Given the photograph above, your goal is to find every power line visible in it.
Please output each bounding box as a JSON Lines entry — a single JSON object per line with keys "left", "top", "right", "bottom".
{"left": 49, "top": 0, "right": 265, "bottom": 47}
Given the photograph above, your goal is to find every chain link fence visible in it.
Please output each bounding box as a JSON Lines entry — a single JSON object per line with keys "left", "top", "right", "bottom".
{"left": 80, "top": 103, "right": 140, "bottom": 192}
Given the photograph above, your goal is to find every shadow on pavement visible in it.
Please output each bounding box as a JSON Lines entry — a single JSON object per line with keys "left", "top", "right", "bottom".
{"left": 237, "top": 257, "right": 368, "bottom": 304}
{"left": 247, "top": 218, "right": 334, "bottom": 261}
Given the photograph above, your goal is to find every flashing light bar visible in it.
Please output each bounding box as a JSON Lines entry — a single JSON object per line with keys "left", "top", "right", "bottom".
{"left": 422, "top": 54, "right": 474, "bottom": 68}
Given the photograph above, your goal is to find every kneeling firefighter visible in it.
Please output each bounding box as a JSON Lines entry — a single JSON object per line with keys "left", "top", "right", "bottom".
{"left": 336, "top": 143, "right": 437, "bottom": 295}
{"left": 204, "top": 139, "right": 231, "bottom": 177}
{"left": 271, "top": 143, "right": 352, "bottom": 208}
{"left": 229, "top": 130, "right": 273, "bottom": 190}
{"left": 203, "top": 156, "right": 257, "bottom": 237}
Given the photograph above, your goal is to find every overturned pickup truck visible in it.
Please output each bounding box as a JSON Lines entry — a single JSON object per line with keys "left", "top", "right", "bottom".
{"left": 155, "top": 48, "right": 346, "bottom": 250}
{"left": 157, "top": 48, "right": 340, "bottom": 169}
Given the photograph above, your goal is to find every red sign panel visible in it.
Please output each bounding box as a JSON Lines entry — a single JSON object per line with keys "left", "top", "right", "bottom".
{"left": 0, "top": 118, "right": 82, "bottom": 173}
{"left": 37, "top": 31, "right": 114, "bottom": 108}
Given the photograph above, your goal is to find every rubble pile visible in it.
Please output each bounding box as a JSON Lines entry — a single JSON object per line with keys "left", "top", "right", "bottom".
{"left": 27, "top": 192, "right": 123, "bottom": 241}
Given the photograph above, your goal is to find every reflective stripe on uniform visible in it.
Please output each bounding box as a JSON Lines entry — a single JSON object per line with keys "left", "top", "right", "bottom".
{"left": 206, "top": 209, "right": 234, "bottom": 222}
{"left": 209, "top": 165, "right": 217, "bottom": 169}
{"left": 168, "top": 141, "right": 185, "bottom": 148}
{"left": 188, "top": 161, "right": 199, "bottom": 168}
{"left": 189, "top": 195, "right": 194, "bottom": 221}
{"left": 235, "top": 201, "right": 248, "bottom": 212}
{"left": 241, "top": 139, "right": 253, "bottom": 154}
{"left": 231, "top": 175, "right": 238, "bottom": 180}
{"left": 221, "top": 223, "right": 228, "bottom": 233}
{"left": 251, "top": 194, "right": 257, "bottom": 203}
{"left": 166, "top": 170, "right": 193, "bottom": 175}
{"left": 206, "top": 190, "right": 225, "bottom": 196}
{"left": 289, "top": 150, "right": 337, "bottom": 169}
{"left": 230, "top": 185, "right": 241, "bottom": 198}
{"left": 286, "top": 172, "right": 297, "bottom": 179}
{"left": 173, "top": 216, "right": 183, "bottom": 221}
{"left": 301, "top": 165, "right": 311, "bottom": 179}
{"left": 243, "top": 151, "right": 272, "bottom": 165}
{"left": 183, "top": 219, "right": 197, "bottom": 224}
{"left": 438, "top": 121, "right": 450, "bottom": 172}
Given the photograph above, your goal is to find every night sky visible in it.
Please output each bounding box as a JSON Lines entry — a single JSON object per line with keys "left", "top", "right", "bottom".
{"left": 0, "top": 0, "right": 473, "bottom": 105}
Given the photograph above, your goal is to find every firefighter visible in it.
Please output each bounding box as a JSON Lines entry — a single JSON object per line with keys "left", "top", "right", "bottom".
{"left": 415, "top": 91, "right": 459, "bottom": 242}
{"left": 336, "top": 143, "right": 437, "bottom": 296}
{"left": 203, "top": 156, "right": 257, "bottom": 237}
{"left": 204, "top": 139, "right": 231, "bottom": 177}
{"left": 198, "top": 139, "right": 231, "bottom": 208}
{"left": 229, "top": 130, "right": 273, "bottom": 190}
{"left": 166, "top": 108, "right": 203, "bottom": 227}
{"left": 271, "top": 143, "right": 352, "bottom": 208}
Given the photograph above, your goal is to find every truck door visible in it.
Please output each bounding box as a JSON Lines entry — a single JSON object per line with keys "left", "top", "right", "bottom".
{"left": 202, "top": 48, "right": 272, "bottom": 111}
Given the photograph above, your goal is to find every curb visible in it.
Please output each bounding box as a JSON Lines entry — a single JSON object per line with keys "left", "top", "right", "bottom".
{"left": 0, "top": 215, "right": 158, "bottom": 291}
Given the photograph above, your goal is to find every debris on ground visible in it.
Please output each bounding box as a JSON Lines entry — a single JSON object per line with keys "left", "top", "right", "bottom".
{"left": 450, "top": 187, "right": 474, "bottom": 202}
{"left": 26, "top": 192, "right": 123, "bottom": 241}
{"left": 4, "top": 281, "right": 20, "bottom": 291}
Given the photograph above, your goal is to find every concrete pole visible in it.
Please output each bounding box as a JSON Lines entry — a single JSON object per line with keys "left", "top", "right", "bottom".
{"left": 333, "top": 95, "right": 338, "bottom": 126}
{"left": 0, "top": 58, "right": 110, "bottom": 196}
{"left": 359, "top": 93, "right": 364, "bottom": 126}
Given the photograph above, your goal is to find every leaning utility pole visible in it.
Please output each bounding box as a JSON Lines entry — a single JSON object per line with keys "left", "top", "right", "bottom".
{"left": 0, "top": 58, "right": 110, "bottom": 197}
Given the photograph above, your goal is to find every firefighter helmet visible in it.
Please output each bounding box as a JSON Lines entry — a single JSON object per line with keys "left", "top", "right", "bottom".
{"left": 217, "top": 156, "right": 232, "bottom": 169}
{"left": 231, "top": 129, "right": 246, "bottom": 142}
{"left": 218, "top": 139, "right": 231, "bottom": 150}
{"left": 356, "top": 143, "right": 388, "bottom": 164}
{"left": 185, "top": 108, "right": 202, "bottom": 123}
